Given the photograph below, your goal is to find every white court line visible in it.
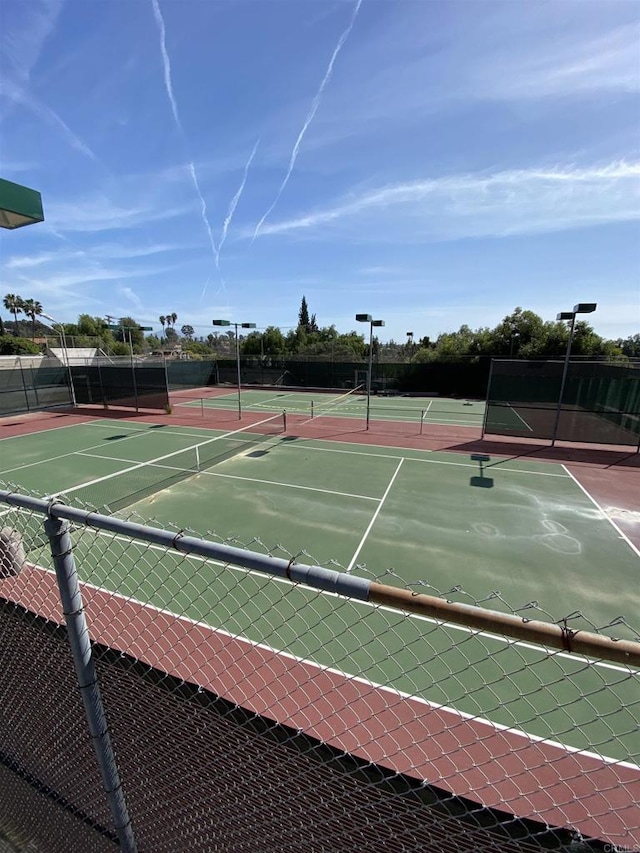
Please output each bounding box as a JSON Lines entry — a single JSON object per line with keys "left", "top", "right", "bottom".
{"left": 60, "top": 552, "right": 637, "bottom": 766}
{"left": 347, "top": 459, "right": 404, "bottom": 571}
{"left": 0, "top": 427, "right": 161, "bottom": 478}
{"left": 562, "top": 464, "right": 640, "bottom": 560}
{"left": 202, "top": 470, "right": 379, "bottom": 501}
{"left": 13, "top": 518, "right": 636, "bottom": 678}
{"left": 253, "top": 392, "right": 297, "bottom": 407}
{"left": 282, "top": 441, "right": 569, "bottom": 478}
{"left": 508, "top": 404, "right": 534, "bottom": 431}
{"left": 46, "top": 421, "right": 567, "bottom": 480}
{"left": 51, "top": 415, "right": 282, "bottom": 499}
{"left": 0, "top": 419, "right": 96, "bottom": 443}
{"left": 85, "top": 421, "right": 227, "bottom": 442}
{"left": 75, "top": 451, "right": 379, "bottom": 503}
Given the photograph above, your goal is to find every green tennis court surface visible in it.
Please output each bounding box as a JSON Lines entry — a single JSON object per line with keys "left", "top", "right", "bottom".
{"left": 1, "top": 418, "right": 637, "bottom": 764}
{"left": 176, "top": 388, "right": 486, "bottom": 427}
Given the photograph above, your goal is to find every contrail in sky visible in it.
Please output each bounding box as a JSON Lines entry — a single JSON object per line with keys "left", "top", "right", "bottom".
{"left": 151, "top": 0, "right": 181, "bottom": 130}
{"left": 151, "top": 0, "right": 220, "bottom": 293}
{"left": 252, "top": 0, "right": 363, "bottom": 243}
{"left": 217, "top": 138, "right": 260, "bottom": 266}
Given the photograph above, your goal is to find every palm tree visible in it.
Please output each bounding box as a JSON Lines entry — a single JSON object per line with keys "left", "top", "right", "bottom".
{"left": 3, "top": 294, "right": 24, "bottom": 336}
{"left": 22, "top": 299, "right": 43, "bottom": 340}
{"left": 159, "top": 315, "right": 166, "bottom": 341}
{"left": 170, "top": 312, "right": 178, "bottom": 328}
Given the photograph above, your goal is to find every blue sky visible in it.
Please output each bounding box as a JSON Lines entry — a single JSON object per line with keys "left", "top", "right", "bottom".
{"left": 1, "top": 0, "right": 638, "bottom": 343}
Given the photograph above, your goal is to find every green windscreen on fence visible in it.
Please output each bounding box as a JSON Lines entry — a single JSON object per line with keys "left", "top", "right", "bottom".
{"left": 0, "top": 357, "right": 72, "bottom": 416}
{"left": 484, "top": 360, "right": 640, "bottom": 447}
{"left": 187, "top": 356, "right": 491, "bottom": 398}
{"left": 166, "top": 359, "right": 218, "bottom": 390}
{"left": 70, "top": 364, "right": 169, "bottom": 410}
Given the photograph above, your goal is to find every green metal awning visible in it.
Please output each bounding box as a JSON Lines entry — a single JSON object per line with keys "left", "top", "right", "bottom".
{"left": 0, "top": 178, "right": 44, "bottom": 229}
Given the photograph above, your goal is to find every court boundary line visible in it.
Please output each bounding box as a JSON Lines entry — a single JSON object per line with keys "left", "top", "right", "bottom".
{"left": 508, "top": 403, "right": 534, "bottom": 432}
{"left": 0, "top": 425, "right": 178, "bottom": 479}
{"left": 252, "top": 391, "right": 298, "bottom": 407}
{"left": 19, "top": 518, "right": 634, "bottom": 676}
{"left": 0, "top": 420, "right": 572, "bottom": 482}
{"left": 47, "top": 414, "right": 283, "bottom": 501}
{"left": 74, "top": 450, "right": 381, "bottom": 503}
{"left": 23, "top": 561, "right": 637, "bottom": 770}
{"left": 347, "top": 459, "right": 404, "bottom": 571}
{"left": 0, "top": 419, "right": 96, "bottom": 443}
{"left": 192, "top": 399, "right": 484, "bottom": 427}
{"left": 562, "top": 464, "right": 640, "bottom": 560}
{"left": 282, "top": 439, "right": 570, "bottom": 478}
{"left": 85, "top": 420, "right": 230, "bottom": 441}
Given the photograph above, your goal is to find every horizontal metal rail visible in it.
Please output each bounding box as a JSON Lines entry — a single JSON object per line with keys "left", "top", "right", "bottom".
{"left": 1, "top": 489, "right": 638, "bottom": 668}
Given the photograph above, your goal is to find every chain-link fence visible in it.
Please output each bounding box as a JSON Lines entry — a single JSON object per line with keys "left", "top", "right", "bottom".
{"left": 0, "top": 359, "right": 170, "bottom": 416}
{"left": 69, "top": 364, "right": 169, "bottom": 411}
{"left": 484, "top": 360, "right": 640, "bottom": 448}
{"left": 0, "top": 357, "right": 72, "bottom": 416}
{"left": 0, "top": 489, "right": 638, "bottom": 853}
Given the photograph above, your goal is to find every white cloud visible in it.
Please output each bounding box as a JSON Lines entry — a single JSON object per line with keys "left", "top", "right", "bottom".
{"left": 118, "top": 286, "right": 144, "bottom": 312}
{"left": 301, "top": 11, "right": 639, "bottom": 138}
{"left": 256, "top": 161, "right": 640, "bottom": 242}
{"left": 9, "top": 262, "right": 177, "bottom": 299}
{"left": 475, "top": 23, "right": 640, "bottom": 100}
{"left": 44, "top": 195, "right": 195, "bottom": 233}
{"left": 5, "top": 242, "right": 191, "bottom": 270}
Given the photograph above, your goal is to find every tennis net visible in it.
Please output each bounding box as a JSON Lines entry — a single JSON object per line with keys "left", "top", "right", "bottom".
{"left": 311, "top": 385, "right": 365, "bottom": 418}
{"left": 53, "top": 413, "right": 286, "bottom": 513}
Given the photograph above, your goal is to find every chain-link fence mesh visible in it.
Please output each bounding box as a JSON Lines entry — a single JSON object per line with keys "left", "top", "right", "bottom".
{"left": 484, "top": 360, "right": 640, "bottom": 447}
{"left": 0, "top": 357, "right": 72, "bottom": 416}
{"left": 0, "top": 489, "right": 638, "bottom": 852}
{"left": 69, "top": 365, "right": 169, "bottom": 411}
{"left": 0, "top": 359, "right": 170, "bottom": 416}
{"left": 173, "top": 356, "right": 493, "bottom": 399}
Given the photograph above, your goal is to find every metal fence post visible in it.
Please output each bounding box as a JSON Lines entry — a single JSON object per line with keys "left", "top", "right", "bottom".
{"left": 481, "top": 358, "right": 495, "bottom": 439}
{"left": 43, "top": 513, "right": 138, "bottom": 853}
{"left": 17, "top": 357, "right": 31, "bottom": 412}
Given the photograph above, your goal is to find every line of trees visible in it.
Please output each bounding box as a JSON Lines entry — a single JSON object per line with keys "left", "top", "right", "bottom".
{"left": 209, "top": 301, "right": 638, "bottom": 362}
{"left": 1, "top": 295, "right": 638, "bottom": 360}
{"left": 2, "top": 294, "right": 44, "bottom": 339}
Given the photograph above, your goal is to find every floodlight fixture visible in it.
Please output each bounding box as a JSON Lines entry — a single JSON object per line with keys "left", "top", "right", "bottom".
{"left": 552, "top": 302, "right": 598, "bottom": 446}
{"left": 356, "top": 313, "right": 385, "bottom": 429}
{"left": 0, "top": 178, "right": 44, "bottom": 229}
{"left": 212, "top": 319, "right": 256, "bottom": 418}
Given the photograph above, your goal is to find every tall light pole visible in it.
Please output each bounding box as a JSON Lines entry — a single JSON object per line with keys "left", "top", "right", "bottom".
{"left": 406, "top": 331, "right": 414, "bottom": 358}
{"left": 42, "top": 312, "right": 77, "bottom": 407}
{"left": 551, "top": 302, "right": 597, "bottom": 446}
{"left": 356, "top": 314, "right": 385, "bottom": 430}
{"left": 213, "top": 319, "right": 256, "bottom": 419}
